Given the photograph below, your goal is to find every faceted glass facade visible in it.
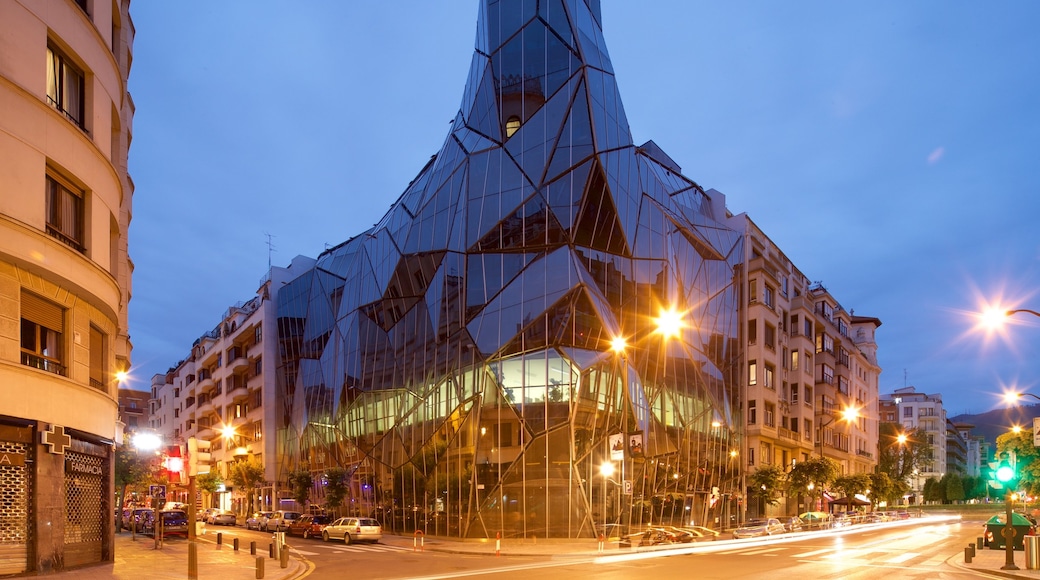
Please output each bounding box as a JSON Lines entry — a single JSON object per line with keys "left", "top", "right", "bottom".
{"left": 275, "top": 0, "right": 744, "bottom": 538}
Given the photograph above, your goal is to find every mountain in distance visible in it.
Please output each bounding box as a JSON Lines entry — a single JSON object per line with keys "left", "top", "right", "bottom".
{"left": 950, "top": 403, "right": 1040, "bottom": 447}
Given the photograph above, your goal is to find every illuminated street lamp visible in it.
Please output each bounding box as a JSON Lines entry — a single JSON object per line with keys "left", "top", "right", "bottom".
{"left": 816, "top": 404, "right": 859, "bottom": 458}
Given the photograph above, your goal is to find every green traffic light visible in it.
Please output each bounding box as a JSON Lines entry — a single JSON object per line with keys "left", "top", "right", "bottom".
{"left": 996, "top": 464, "right": 1015, "bottom": 483}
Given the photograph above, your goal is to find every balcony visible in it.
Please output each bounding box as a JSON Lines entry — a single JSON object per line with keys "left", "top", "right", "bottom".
{"left": 21, "top": 352, "right": 67, "bottom": 377}
{"left": 198, "top": 370, "right": 214, "bottom": 390}
{"left": 228, "top": 347, "right": 248, "bottom": 373}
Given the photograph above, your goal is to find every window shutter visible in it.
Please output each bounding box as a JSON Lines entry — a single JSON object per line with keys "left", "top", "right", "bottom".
{"left": 21, "top": 291, "right": 63, "bottom": 331}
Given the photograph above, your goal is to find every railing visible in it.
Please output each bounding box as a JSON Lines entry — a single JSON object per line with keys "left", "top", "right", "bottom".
{"left": 45, "top": 225, "right": 85, "bottom": 253}
{"left": 21, "top": 352, "right": 66, "bottom": 377}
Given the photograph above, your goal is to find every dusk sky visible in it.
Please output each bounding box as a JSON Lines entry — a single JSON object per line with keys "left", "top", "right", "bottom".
{"left": 127, "top": 2, "right": 1040, "bottom": 416}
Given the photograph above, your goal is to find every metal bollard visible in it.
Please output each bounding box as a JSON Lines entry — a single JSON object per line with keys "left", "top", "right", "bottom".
{"left": 968, "top": 543, "right": 976, "bottom": 557}
{"left": 216, "top": 532, "right": 223, "bottom": 548}
{"left": 234, "top": 537, "right": 240, "bottom": 551}
{"left": 280, "top": 545, "right": 289, "bottom": 569}
{"left": 269, "top": 543, "right": 274, "bottom": 558}
{"left": 977, "top": 537, "right": 984, "bottom": 550}
{"left": 964, "top": 546, "right": 973, "bottom": 563}
{"left": 255, "top": 556, "right": 265, "bottom": 579}
{"left": 250, "top": 540, "right": 257, "bottom": 555}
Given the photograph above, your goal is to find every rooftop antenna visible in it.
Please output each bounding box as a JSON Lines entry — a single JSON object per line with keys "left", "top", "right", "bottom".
{"left": 903, "top": 368, "right": 907, "bottom": 388}
{"left": 265, "top": 232, "right": 277, "bottom": 270}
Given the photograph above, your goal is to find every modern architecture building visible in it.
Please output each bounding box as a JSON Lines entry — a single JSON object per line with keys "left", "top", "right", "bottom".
{"left": 267, "top": 0, "right": 746, "bottom": 539}
{"left": 736, "top": 216, "right": 880, "bottom": 517}
{"left": 149, "top": 256, "right": 315, "bottom": 515}
{"left": 0, "top": 0, "right": 135, "bottom": 573}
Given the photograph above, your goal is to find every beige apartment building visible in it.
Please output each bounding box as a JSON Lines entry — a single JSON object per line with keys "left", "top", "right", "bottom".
{"left": 150, "top": 256, "right": 315, "bottom": 515}
{"left": 733, "top": 214, "right": 881, "bottom": 517}
{"left": 0, "top": 0, "right": 135, "bottom": 573}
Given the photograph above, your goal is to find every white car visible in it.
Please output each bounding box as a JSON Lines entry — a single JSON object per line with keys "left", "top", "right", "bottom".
{"left": 208, "top": 510, "right": 237, "bottom": 526}
{"left": 321, "top": 517, "right": 382, "bottom": 544}
{"left": 246, "top": 511, "right": 273, "bottom": 530}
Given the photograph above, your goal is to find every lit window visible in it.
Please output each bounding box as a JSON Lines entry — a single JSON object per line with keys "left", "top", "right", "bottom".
{"left": 47, "top": 46, "right": 85, "bottom": 128}
{"left": 20, "top": 291, "right": 65, "bottom": 376}
{"left": 505, "top": 116, "right": 521, "bottom": 138}
{"left": 46, "top": 174, "right": 85, "bottom": 251}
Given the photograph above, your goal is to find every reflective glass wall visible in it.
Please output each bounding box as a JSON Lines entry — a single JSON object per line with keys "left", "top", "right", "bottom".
{"left": 275, "top": 0, "right": 744, "bottom": 538}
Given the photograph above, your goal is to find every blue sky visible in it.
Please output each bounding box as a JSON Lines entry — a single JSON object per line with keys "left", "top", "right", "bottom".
{"left": 127, "top": 2, "right": 1040, "bottom": 415}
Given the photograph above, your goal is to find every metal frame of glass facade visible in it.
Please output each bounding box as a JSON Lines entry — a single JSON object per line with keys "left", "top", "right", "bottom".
{"left": 274, "top": 0, "right": 745, "bottom": 538}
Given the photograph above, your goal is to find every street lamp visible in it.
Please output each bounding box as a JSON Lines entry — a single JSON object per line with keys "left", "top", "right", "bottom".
{"left": 815, "top": 403, "right": 859, "bottom": 458}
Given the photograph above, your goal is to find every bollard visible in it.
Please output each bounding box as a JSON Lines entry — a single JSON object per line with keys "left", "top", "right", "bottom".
{"left": 1026, "top": 535, "right": 1040, "bottom": 570}
{"left": 216, "top": 532, "right": 223, "bottom": 548}
{"left": 496, "top": 531, "right": 501, "bottom": 557}
{"left": 413, "top": 530, "right": 425, "bottom": 552}
{"left": 968, "top": 543, "right": 976, "bottom": 557}
{"left": 977, "top": 537, "right": 984, "bottom": 550}
{"left": 250, "top": 540, "right": 257, "bottom": 555}
{"left": 234, "top": 537, "right": 240, "bottom": 551}
{"left": 280, "top": 545, "right": 289, "bottom": 569}
{"left": 965, "top": 546, "right": 973, "bottom": 564}
{"left": 255, "top": 556, "right": 265, "bottom": 579}
{"left": 269, "top": 543, "right": 274, "bottom": 558}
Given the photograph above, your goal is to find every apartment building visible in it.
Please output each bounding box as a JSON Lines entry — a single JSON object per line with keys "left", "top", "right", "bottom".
{"left": 881, "top": 386, "right": 948, "bottom": 497}
{"left": 118, "top": 388, "right": 150, "bottom": 435}
{"left": 0, "top": 0, "right": 134, "bottom": 573}
{"left": 150, "top": 256, "right": 315, "bottom": 515}
{"left": 733, "top": 215, "right": 881, "bottom": 516}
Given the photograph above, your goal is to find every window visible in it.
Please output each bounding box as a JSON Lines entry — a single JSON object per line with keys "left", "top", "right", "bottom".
{"left": 46, "top": 45, "right": 85, "bottom": 128}
{"left": 748, "top": 447, "right": 755, "bottom": 466}
{"left": 804, "top": 386, "right": 812, "bottom": 406}
{"left": 804, "top": 352, "right": 812, "bottom": 373}
{"left": 837, "top": 318, "right": 848, "bottom": 337}
{"left": 791, "top": 314, "right": 799, "bottom": 335}
{"left": 804, "top": 419, "right": 813, "bottom": 440}
{"left": 791, "top": 384, "right": 798, "bottom": 404}
{"left": 748, "top": 319, "right": 757, "bottom": 345}
{"left": 254, "top": 356, "right": 263, "bottom": 376}
{"left": 782, "top": 347, "right": 789, "bottom": 369}
{"left": 803, "top": 318, "right": 813, "bottom": 338}
{"left": 764, "top": 403, "right": 775, "bottom": 427}
{"left": 764, "top": 364, "right": 775, "bottom": 389}
{"left": 505, "top": 116, "right": 521, "bottom": 138}
{"left": 89, "top": 325, "right": 105, "bottom": 390}
{"left": 837, "top": 376, "right": 849, "bottom": 395}
{"left": 748, "top": 360, "right": 757, "bottom": 386}
{"left": 748, "top": 400, "right": 757, "bottom": 425}
{"left": 749, "top": 279, "right": 757, "bottom": 303}
{"left": 763, "top": 285, "right": 775, "bottom": 308}
{"left": 46, "top": 174, "right": 85, "bottom": 251}
{"left": 838, "top": 347, "right": 850, "bottom": 367}
{"left": 791, "top": 349, "right": 799, "bottom": 372}
{"left": 821, "top": 364, "right": 834, "bottom": 385}
{"left": 255, "top": 323, "right": 263, "bottom": 344}
{"left": 764, "top": 323, "right": 776, "bottom": 350}
{"left": 20, "top": 291, "right": 65, "bottom": 376}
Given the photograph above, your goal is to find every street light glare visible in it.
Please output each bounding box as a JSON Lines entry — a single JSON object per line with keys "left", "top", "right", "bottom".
{"left": 841, "top": 406, "right": 860, "bottom": 422}
{"left": 599, "top": 462, "right": 616, "bottom": 477}
{"left": 654, "top": 307, "right": 684, "bottom": 339}
{"left": 221, "top": 425, "right": 237, "bottom": 439}
{"left": 981, "top": 306, "right": 1010, "bottom": 330}
{"left": 131, "top": 432, "right": 161, "bottom": 451}
{"left": 610, "top": 336, "right": 628, "bottom": 354}
{"left": 896, "top": 433, "right": 908, "bottom": 445}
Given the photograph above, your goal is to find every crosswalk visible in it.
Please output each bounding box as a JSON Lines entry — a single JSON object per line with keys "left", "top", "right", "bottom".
{"left": 289, "top": 541, "right": 411, "bottom": 557}
{"left": 702, "top": 545, "right": 949, "bottom": 567}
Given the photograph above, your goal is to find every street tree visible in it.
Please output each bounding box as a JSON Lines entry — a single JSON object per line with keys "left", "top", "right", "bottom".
{"left": 324, "top": 467, "right": 349, "bottom": 516}
{"left": 196, "top": 471, "right": 223, "bottom": 510}
{"left": 996, "top": 429, "right": 1040, "bottom": 495}
{"left": 228, "top": 457, "right": 265, "bottom": 514}
{"left": 114, "top": 446, "right": 152, "bottom": 528}
{"left": 877, "top": 423, "right": 929, "bottom": 490}
{"left": 831, "top": 473, "right": 871, "bottom": 499}
{"left": 867, "top": 471, "right": 895, "bottom": 507}
{"left": 748, "top": 464, "right": 787, "bottom": 507}
{"left": 288, "top": 469, "right": 314, "bottom": 508}
{"left": 786, "top": 456, "right": 840, "bottom": 509}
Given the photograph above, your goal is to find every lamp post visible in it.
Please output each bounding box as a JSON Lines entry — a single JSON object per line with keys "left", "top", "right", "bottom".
{"left": 815, "top": 403, "right": 859, "bottom": 458}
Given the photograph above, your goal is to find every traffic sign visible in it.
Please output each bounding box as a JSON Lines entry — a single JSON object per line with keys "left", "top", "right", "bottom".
{"left": 149, "top": 484, "right": 166, "bottom": 497}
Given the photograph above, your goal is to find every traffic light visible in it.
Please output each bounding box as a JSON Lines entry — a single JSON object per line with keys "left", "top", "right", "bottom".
{"left": 187, "top": 437, "right": 212, "bottom": 476}
{"left": 163, "top": 445, "right": 185, "bottom": 483}
{"left": 996, "top": 451, "right": 1016, "bottom": 486}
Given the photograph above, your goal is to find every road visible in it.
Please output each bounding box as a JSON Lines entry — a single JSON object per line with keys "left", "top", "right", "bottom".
{"left": 212, "top": 517, "right": 1005, "bottom": 580}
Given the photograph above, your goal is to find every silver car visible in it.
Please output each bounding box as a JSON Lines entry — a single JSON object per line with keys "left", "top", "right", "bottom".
{"left": 733, "top": 517, "right": 787, "bottom": 539}
{"left": 208, "top": 510, "right": 237, "bottom": 526}
{"left": 321, "top": 517, "right": 382, "bottom": 544}
{"left": 246, "top": 511, "right": 273, "bottom": 530}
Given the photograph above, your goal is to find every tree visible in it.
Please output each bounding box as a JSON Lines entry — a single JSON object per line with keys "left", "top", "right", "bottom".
{"left": 877, "top": 423, "right": 929, "bottom": 490}
{"left": 996, "top": 429, "right": 1040, "bottom": 496}
{"left": 324, "top": 467, "right": 349, "bottom": 516}
{"left": 831, "top": 473, "right": 871, "bottom": 499}
{"left": 288, "top": 469, "right": 314, "bottom": 508}
{"left": 922, "top": 477, "right": 942, "bottom": 503}
{"left": 114, "top": 447, "right": 153, "bottom": 528}
{"left": 868, "top": 471, "right": 895, "bottom": 507}
{"left": 787, "top": 457, "right": 840, "bottom": 509}
{"left": 196, "top": 472, "right": 223, "bottom": 510}
{"left": 944, "top": 472, "right": 965, "bottom": 503}
{"left": 747, "top": 464, "right": 786, "bottom": 507}
{"left": 228, "top": 456, "right": 265, "bottom": 514}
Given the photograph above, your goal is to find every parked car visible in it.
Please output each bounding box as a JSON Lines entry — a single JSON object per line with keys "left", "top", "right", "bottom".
{"left": 246, "top": 511, "right": 273, "bottom": 530}
{"left": 208, "top": 510, "right": 237, "bottom": 526}
{"left": 264, "top": 510, "right": 302, "bottom": 532}
{"left": 322, "top": 517, "right": 382, "bottom": 544}
{"left": 144, "top": 509, "right": 189, "bottom": 537}
{"left": 733, "top": 518, "right": 787, "bottom": 539}
{"left": 780, "top": 516, "right": 802, "bottom": 533}
{"left": 198, "top": 507, "right": 220, "bottom": 523}
{"left": 682, "top": 525, "right": 721, "bottom": 539}
{"left": 287, "top": 514, "right": 332, "bottom": 539}
{"left": 121, "top": 508, "right": 153, "bottom": 532}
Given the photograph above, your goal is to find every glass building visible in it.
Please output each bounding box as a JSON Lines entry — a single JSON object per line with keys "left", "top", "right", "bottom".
{"left": 274, "top": 0, "right": 744, "bottom": 538}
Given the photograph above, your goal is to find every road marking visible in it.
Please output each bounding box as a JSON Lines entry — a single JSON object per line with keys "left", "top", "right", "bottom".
{"left": 734, "top": 547, "right": 787, "bottom": 556}
{"left": 883, "top": 552, "right": 919, "bottom": 564}
{"left": 792, "top": 548, "right": 833, "bottom": 557}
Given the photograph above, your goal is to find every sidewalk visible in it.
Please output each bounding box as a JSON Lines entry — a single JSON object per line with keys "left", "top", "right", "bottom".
{"left": 947, "top": 541, "right": 1040, "bottom": 579}
{"left": 56, "top": 530, "right": 306, "bottom": 580}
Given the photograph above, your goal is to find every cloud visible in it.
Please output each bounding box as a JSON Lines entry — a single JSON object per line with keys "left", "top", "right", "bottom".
{"left": 927, "top": 146, "right": 945, "bottom": 164}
